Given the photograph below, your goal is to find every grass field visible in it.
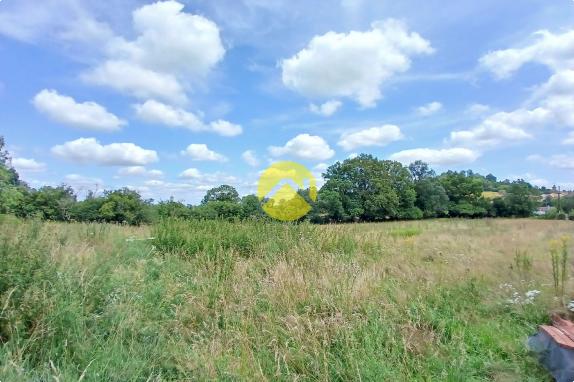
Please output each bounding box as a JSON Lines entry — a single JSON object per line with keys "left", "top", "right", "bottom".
{"left": 1, "top": 216, "right": 572, "bottom": 381}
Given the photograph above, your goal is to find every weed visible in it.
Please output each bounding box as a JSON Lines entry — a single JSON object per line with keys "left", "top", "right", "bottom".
{"left": 550, "top": 236, "right": 570, "bottom": 300}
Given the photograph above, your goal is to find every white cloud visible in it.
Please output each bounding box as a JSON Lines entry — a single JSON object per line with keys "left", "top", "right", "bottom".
{"left": 449, "top": 108, "right": 550, "bottom": 148}
{"left": 179, "top": 168, "right": 237, "bottom": 184}
{"left": 466, "top": 103, "right": 490, "bottom": 116}
{"left": 83, "top": 61, "right": 188, "bottom": 104}
{"left": 179, "top": 168, "right": 202, "bottom": 178}
{"left": 242, "top": 150, "right": 259, "bottom": 167}
{"left": 547, "top": 154, "right": 574, "bottom": 170}
{"left": 480, "top": 29, "right": 574, "bottom": 79}
{"left": 134, "top": 100, "right": 242, "bottom": 136}
{"left": 281, "top": 19, "right": 433, "bottom": 108}
{"left": 83, "top": 1, "right": 225, "bottom": 103}
{"left": 528, "top": 153, "right": 574, "bottom": 171}
{"left": 134, "top": 99, "right": 204, "bottom": 130}
{"left": 12, "top": 158, "right": 46, "bottom": 172}
{"left": 309, "top": 100, "right": 342, "bottom": 117}
{"left": 531, "top": 70, "right": 574, "bottom": 128}
{"left": 209, "top": 120, "right": 243, "bottom": 137}
{"left": 416, "top": 101, "right": 442, "bottom": 116}
{"left": 390, "top": 148, "right": 479, "bottom": 166}
{"left": 117, "top": 166, "right": 163, "bottom": 178}
{"left": 269, "top": 134, "right": 335, "bottom": 161}
{"left": 338, "top": 125, "right": 403, "bottom": 151}
{"left": 564, "top": 132, "right": 574, "bottom": 145}
{"left": 64, "top": 174, "right": 104, "bottom": 191}
{"left": 0, "top": 0, "right": 114, "bottom": 46}
{"left": 52, "top": 138, "right": 158, "bottom": 166}
{"left": 32, "top": 89, "right": 125, "bottom": 132}
{"left": 181, "top": 143, "right": 227, "bottom": 162}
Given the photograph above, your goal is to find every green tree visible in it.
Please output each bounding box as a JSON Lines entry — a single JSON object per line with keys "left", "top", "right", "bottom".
{"left": 439, "top": 171, "right": 486, "bottom": 217}
{"left": 98, "top": 188, "right": 151, "bottom": 225}
{"left": 309, "top": 189, "right": 346, "bottom": 223}
{"left": 70, "top": 191, "right": 105, "bottom": 222}
{"left": 414, "top": 179, "right": 449, "bottom": 218}
{"left": 194, "top": 201, "right": 242, "bottom": 220}
{"left": 0, "top": 136, "right": 29, "bottom": 216}
{"left": 29, "top": 185, "right": 77, "bottom": 221}
{"left": 240, "top": 194, "right": 264, "bottom": 219}
{"left": 504, "top": 181, "right": 536, "bottom": 217}
{"left": 408, "top": 160, "right": 436, "bottom": 182}
{"left": 156, "top": 198, "right": 191, "bottom": 219}
{"left": 201, "top": 185, "right": 240, "bottom": 204}
{"left": 322, "top": 154, "right": 419, "bottom": 221}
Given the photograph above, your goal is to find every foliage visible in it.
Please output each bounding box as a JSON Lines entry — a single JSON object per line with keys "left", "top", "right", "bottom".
{"left": 0, "top": 136, "right": 562, "bottom": 225}
{"left": 156, "top": 198, "right": 191, "bottom": 219}
{"left": 438, "top": 170, "right": 487, "bottom": 217}
{"left": 201, "top": 184, "right": 240, "bottom": 204}
{"left": 98, "top": 188, "right": 152, "bottom": 225}
{"left": 321, "top": 154, "right": 419, "bottom": 222}
{"left": 413, "top": 178, "right": 449, "bottom": 218}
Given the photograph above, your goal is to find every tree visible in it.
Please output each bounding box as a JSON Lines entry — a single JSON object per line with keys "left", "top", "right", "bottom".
{"left": 156, "top": 198, "right": 191, "bottom": 219}
{"left": 309, "top": 189, "right": 345, "bottom": 223}
{"left": 414, "top": 179, "right": 449, "bottom": 218}
{"left": 504, "top": 181, "right": 536, "bottom": 217}
{"left": 322, "top": 155, "right": 419, "bottom": 221}
{"left": 438, "top": 171, "right": 486, "bottom": 217}
{"left": 70, "top": 192, "right": 105, "bottom": 222}
{"left": 240, "top": 195, "right": 264, "bottom": 219}
{"left": 98, "top": 188, "right": 151, "bottom": 225}
{"left": 201, "top": 185, "right": 240, "bottom": 204}
{"left": 0, "top": 136, "right": 9, "bottom": 166}
{"left": 408, "top": 160, "right": 435, "bottom": 182}
{"left": 29, "top": 185, "right": 76, "bottom": 220}
{"left": 194, "top": 201, "right": 242, "bottom": 220}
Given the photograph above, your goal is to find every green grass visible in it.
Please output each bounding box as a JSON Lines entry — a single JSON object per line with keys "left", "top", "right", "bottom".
{"left": 1, "top": 217, "right": 571, "bottom": 381}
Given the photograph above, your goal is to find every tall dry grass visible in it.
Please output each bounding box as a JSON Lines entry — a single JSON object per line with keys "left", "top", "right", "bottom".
{"left": 0, "top": 215, "right": 572, "bottom": 381}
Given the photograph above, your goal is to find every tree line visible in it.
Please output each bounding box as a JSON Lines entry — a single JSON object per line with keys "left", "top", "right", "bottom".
{"left": 1, "top": 137, "right": 569, "bottom": 225}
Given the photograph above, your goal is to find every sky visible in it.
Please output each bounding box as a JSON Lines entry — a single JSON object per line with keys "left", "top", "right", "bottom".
{"left": 1, "top": 0, "right": 574, "bottom": 203}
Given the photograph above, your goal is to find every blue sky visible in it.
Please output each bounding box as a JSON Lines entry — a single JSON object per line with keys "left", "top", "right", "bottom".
{"left": 1, "top": 0, "right": 573, "bottom": 203}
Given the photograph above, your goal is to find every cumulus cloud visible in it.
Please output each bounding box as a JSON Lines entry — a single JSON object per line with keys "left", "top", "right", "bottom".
{"left": 242, "top": 150, "right": 259, "bottom": 167}
{"left": 338, "top": 125, "right": 403, "bottom": 151}
{"left": 281, "top": 19, "right": 433, "bottom": 108}
{"left": 179, "top": 168, "right": 202, "bottom": 178}
{"left": 449, "top": 108, "right": 551, "bottom": 149}
{"left": 134, "top": 100, "right": 242, "bottom": 136}
{"left": 52, "top": 138, "right": 158, "bottom": 166}
{"left": 416, "top": 101, "right": 442, "bottom": 116}
{"left": 480, "top": 29, "right": 574, "bottom": 79}
{"left": 83, "top": 1, "right": 225, "bottom": 103}
{"left": 32, "top": 89, "right": 125, "bottom": 131}
{"left": 390, "top": 148, "right": 479, "bottom": 166}
{"left": 84, "top": 61, "right": 187, "bottom": 104}
{"left": 209, "top": 120, "right": 243, "bottom": 137}
{"left": 309, "top": 100, "right": 342, "bottom": 117}
{"left": 117, "top": 166, "right": 163, "bottom": 177}
{"left": 531, "top": 70, "right": 574, "bottom": 128}
{"left": 269, "top": 134, "right": 335, "bottom": 161}
{"left": 181, "top": 143, "right": 227, "bottom": 162}
{"left": 12, "top": 158, "right": 46, "bottom": 172}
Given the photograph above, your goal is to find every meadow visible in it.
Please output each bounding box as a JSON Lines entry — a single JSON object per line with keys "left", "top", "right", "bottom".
{"left": 0, "top": 216, "right": 572, "bottom": 381}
